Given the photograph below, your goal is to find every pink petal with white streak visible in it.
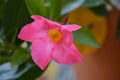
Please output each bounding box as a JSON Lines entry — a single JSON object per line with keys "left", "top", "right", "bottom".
{"left": 31, "top": 39, "right": 52, "bottom": 70}
{"left": 51, "top": 43, "right": 82, "bottom": 64}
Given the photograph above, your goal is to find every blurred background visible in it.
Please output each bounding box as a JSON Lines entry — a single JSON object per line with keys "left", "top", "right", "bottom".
{"left": 0, "top": 0, "right": 120, "bottom": 80}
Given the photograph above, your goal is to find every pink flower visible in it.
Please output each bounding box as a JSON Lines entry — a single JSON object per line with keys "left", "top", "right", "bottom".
{"left": 18, "top": 15, "right": 82, "bottom": 70}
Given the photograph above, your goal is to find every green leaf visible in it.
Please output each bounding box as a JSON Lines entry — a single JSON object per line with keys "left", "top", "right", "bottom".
{"left": 1, "top": 0, "right": 32, "bottom": 46}
{"left": 89, "top": 4, "right": 108, "bottom": 16}
{"left": 61, "top": 0, "right": 85, "bottom": 15}
{"left": 15, "top": 63, "right": 44, "bottom": 80}
{"left": 83, "top": 0, "right": 105, "bottom": 7}
{"left": 0, "top": 0, "right": 6, "bottom": 19}
{"left": 73, "top": 27, "right": 101, "bottom": 48}
{"left": 0, "top": 56, "right": 11, "bottom": 65}
{"left": 11, "top": 47, "right": 30, "bottom": 65}
{"left": 25, "top": 0, "right": 47, "bottom": 17}
{"left": 49, "top": 0, "right": 62, "bottom": 20}
{"left": 0, "top": 62, "right": 44, "bottom": 80}
{"left": 0, "top": 0, "right": 6, "bottom": 35}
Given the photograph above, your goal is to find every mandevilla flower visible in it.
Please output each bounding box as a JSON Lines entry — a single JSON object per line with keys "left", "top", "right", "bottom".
{"left": 18, "top": 15, "right": 82, "bottom": 70}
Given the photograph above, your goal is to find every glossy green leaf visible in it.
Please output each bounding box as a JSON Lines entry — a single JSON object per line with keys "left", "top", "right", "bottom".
{"left": 73, "top": 27, "right": 101, "bottom": 48}
{"left": 1, "top": 0, "right": 31, "bottom": 46}
{"left": 83, "top": 0, "right": 105, "bottom": 7}
{"left": 89, "top": 4, "right": 108, "bottom": 16}
{"left": 49, "top": 0, "right": 62, "bottom": 20}
{"left": 25, "top": 0, "right": 47, "bottom": 17}
{"left": 61, "top": 0, "right": 85, "bottom": 15}
{"left": 11, "top": 47, "right": 30, "bottom": 65}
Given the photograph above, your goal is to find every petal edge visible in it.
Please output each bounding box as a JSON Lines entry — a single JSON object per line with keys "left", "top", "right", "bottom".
{"left": 51, "top": 43, "right": 82, "bottom": 64}
{"left": 62, "top": 24, "right": 81, "bottom": 31}
{"left": 31, "top": 39, "right": 52, "bottom": 70}
{"left": 18, "top": 24, "right": 39, "bottom": 42}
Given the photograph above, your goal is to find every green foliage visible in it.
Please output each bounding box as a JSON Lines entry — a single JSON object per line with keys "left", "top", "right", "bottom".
{"left": 1, "top": 0, "right": 31, "bottom": 46}
{"left": 49, "top": 0, "right": 62, "bottom": 20}
{"left": 11, "top": 47, "right": 30, "bottom": 65}
{"left": 0, "top": 62, "right": 44, "bottom": 80}
{"left": 25, "top": 0, "right": 47, "bottom": 17}
{"left": 83, "top": 0, "right": 105, "bottom": 7}
{"left": 89, "top": 4, "right": 108, "bottom": 16}
{"left": 0, "top": 0, "right": 6, "bottom": 19}
{"left": 61, "top": 0, "right": 85, "bottom": 15}
{"left": 15, "top": 63, "right": 44, "bottom": 80}
{"left": 73, "top": 27, "right": 101, "bottom": 48}
{"left": 0, "top": 56, "right": 11, "bottom": 65}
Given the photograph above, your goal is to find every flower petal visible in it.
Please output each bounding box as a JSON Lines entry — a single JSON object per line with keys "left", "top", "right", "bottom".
{"left": 31, "top": 15, "right": 48, "bottom": 31}
{"left": 31, "top": 39, "right": 52, "bottom": 70}
{"left": 61, "top": 29, "right": 73, "bottom": 46}
{"left": 32, "top": 15, "right": 61, "bottom": 29}
{"left": 18, "top": 16, "right": 49, "bottom": 42}
{"left": 62, "top": 24, "right": 81, "bottom": 31}
{"left": 51, "top": 43, "right": 82, "bottom": 64}
{"left": 46, "top": 19, "right": 61, "bottom": 29}
{"left": 18, "top": 24, "right": 42, "bottom": 42}
{"left": 31, "top": 15, "right": 44, "bottom": 20}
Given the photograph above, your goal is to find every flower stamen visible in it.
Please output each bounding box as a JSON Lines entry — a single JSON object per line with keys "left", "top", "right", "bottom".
{"left": 48, "top": 29, "right": 62, "bottom": 42}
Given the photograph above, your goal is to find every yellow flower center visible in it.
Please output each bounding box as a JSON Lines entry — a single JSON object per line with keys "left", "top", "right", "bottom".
{"left": 48, "top": 29, "right": 62, "bottom": 42}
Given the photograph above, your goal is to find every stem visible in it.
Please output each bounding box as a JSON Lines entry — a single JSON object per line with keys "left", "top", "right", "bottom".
{"left": 62, "top": 15, "right": 69, "bottom": 25}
